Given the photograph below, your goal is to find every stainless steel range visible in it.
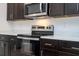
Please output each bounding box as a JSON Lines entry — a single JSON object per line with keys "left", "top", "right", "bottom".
{"left": 17, "top": 25, "right": 54, "bottom": 56}
{"left": 32, "top": 25, "right": 54, "bottom": 36}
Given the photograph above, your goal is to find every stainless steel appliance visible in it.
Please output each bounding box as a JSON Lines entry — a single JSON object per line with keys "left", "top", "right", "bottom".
{"left": 17, "top": 35, "right": 40, "bottom": 56}
{"left": 16, "top": 34, "right": 39, "bottom": 56}
{"left": 32, "top": 25, "right": 54, "bottom": 36}
{"left": 24, "top": 3, "right": 48, "bottom": 17}
{"left": 17, "top": 25, "right": 54, "bottom": 56}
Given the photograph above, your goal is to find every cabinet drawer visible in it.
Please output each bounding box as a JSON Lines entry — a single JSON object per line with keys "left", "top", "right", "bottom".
{"left": 40, "top": 39, "right": 59, "bottom": 49}
{"left": 60, "top": 41, "right": 79, "bottom": 55}
{"left": 42, "top": 49, "right": 58, "bottom": 56}
{"left": 58, "top": 51, "right": 76, "bottom": 56}
{"left": 60, "top": 41, "right": 71, "bottom": 48}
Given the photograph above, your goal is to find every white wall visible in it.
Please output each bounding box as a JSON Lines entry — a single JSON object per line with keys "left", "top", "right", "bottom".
{"left": 0, "top": 3, "right": 12, "bottom": 33}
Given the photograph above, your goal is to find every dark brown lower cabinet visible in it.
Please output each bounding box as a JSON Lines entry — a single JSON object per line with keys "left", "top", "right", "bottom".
{"left": 41, "top": 49, "right": 58, "bottom": 56}
{"left": 40, "top": 39, "right": 59, "bottom": 56}
{"left": 40, "top": 39, "right": 79, "bottom": 56}
{"left": 41, "top": 49, "right": 76, "bottom": 56}
{"left": 58, "top": 51, "right": 76, "bottom": 56}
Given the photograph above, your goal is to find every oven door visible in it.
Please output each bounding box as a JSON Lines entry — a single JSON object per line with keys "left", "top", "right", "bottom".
{"left": 16, "top": 37, "right": 32, "bottom": 56}
{"left": 30, "top": 40, "right": 40, "bottom": 56}
{"left": 21, "top": 39, "right": 32, "bottom": 56}
{"left": 24, "top": 3, "right": 47, "bottom": 17}
{"left": 17, "top": 36, "right": 40, "bottom": 56}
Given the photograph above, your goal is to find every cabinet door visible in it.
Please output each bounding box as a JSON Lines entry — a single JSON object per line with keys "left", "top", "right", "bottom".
{"left": 65, "top": 3, "right": 78, "bottom": 15}
{"left": 58, "top": 51, "right": 76, "bottom": 56}
{"left": 14, "top": 3, "right": 24, "bottom": 19}
{"left": 60, "top": 41, "right": 79, "bottom": 55}
{"left": 4, "top": 42, "right": 9, "bottom": 56}
{"left": 0, "top": 41, "right": 4, "bottom": 56}
{"left": 7, "top": 3, "right": 24, "bottom": 20}
{"left": 42, "top": 49, "right": 58, "bottom": 56}
{"left": 40, "top": 39, "right": 59, "bottom": 50}
{"left": 40, "top": 39, "right": 59, "bottom": 56}
{"left": 48, "top": 3, "right": 64, "bottom": 16}
{"left": 7, "top": 3, "right": 14, "bottom": 20}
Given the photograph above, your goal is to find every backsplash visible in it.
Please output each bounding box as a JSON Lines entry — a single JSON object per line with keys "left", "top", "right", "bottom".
{"left": 8, "top": 17, "right": 79, "bottom": 37}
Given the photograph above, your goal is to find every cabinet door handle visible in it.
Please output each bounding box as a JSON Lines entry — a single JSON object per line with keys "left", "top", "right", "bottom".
{"left": 0, "top": 42, "right": 4, "bottom": 47}
{"left": 77, "top": 3, "right": 78, "bottom": 11}
{"left": 72, "top": 47, "right": 79, "bottom": 50}
{"left": 44, "top": 43, "right": 52, "bottom": 46}
{"left": 11, "top": 39, "right": 14, "bottom": 40}
{"left": 10, "top": 13, "right": 13, "bottom": 19}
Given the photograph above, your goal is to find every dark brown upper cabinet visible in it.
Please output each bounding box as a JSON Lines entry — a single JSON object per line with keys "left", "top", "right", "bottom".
{"left": 48, "top": 3, "right": 64, "bottom": 17}
{"left": 7, "top": 3, "right": 79, "bottom": 20}
{"left": 48, "top": 3, "right": 79, "bottom": 17}
{"left": 7, "top": 3, "right": 24, "bottom": 20}
{"left": 64, "top": 3, "right": 79, "bottom": 15}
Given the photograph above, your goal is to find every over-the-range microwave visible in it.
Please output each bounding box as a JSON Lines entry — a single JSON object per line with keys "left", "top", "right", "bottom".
{"left": 24, "top": 3, "right": 48, "bottom": 17}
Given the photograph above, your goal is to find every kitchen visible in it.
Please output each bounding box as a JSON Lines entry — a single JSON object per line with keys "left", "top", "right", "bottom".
{"left": 0, "top": 3, "right": 79, "bottom": 56}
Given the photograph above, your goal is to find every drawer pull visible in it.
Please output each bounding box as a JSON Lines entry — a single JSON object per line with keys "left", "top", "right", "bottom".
{"left": 72, "top": 47, "right": 79, "bottom": 50}
{"left": 44, "top": 43, "right": 52, "bottom": 46}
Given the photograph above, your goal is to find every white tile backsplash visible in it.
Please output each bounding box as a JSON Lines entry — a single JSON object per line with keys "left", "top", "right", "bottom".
{"left": 8, "top": 17, "right": 79, "bottom": 37}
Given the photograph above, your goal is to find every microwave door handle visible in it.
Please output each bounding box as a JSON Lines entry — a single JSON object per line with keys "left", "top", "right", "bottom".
{"left": 44, "top": 3, "right": 47, "bottom": 13}
{"left": 40, "top": 3, "right": 42, "bottom": 12}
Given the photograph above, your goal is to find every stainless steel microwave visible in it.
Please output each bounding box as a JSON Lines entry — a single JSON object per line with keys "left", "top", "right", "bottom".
{"left": 24, "top": 3, "right": 48, "bottom": 17}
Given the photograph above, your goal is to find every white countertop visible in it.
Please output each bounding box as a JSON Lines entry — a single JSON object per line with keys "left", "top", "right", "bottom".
{"left": 41, "top": 35, "right": 79, "bottom": 42}
{"left": 0, "top": 32, "right": 31, "bottom": 36}
{"left": 0, "top": 32, "right": 79, "bottom": 42}
{"left": 0, "top": 32, "right": 17, "bottom": 36}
